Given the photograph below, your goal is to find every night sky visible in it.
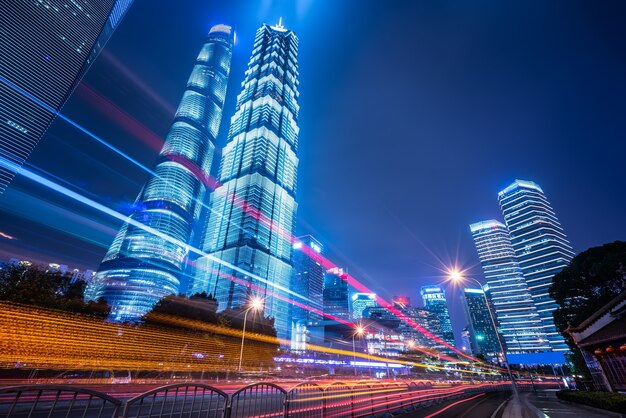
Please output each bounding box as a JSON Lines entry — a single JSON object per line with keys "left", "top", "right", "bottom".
{"left": 2, "top": 0, "right": 625, "bottom": 346}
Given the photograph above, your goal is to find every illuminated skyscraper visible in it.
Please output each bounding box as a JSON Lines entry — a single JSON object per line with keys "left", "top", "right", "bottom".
{"left": 498, "top": 180, "right": 574, "bottom": 351}
{"left": 461, "top": 287, "right": 500, "bottom": 359}
{"left": 87, "top": 25, "right": 234, "bottom": 320}
{"left": 351, "top": 293, "right": 377, "bottom": 320}
{"left": 290, "top": 235, "right": 324, "bottom": 350}
{"left": 191, "top": 22, "right": 300, "bottom": 340}
{"left": 470, "top": 220, "right": 548, "bottom": 353}
{"left": 420, "top": 285, "right": 455, "bottom": 348}
{"left": 323, "top": 267, "right": 351, "bottom": 321}
{"left": 291, "top": 235, "right": 324, "bottom": 323}
{"left": 0, "top": 0, "right": 133, "bottom": 193}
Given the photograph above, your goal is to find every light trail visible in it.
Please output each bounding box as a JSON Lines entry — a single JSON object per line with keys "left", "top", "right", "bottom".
{"left": 423, "top": 392, "right": 486, "bottom": 418}
{"left": 76, "top": 83, "right": 165, "bottom": 152}
{"left": 0, "top": 156, "right": 311, "bottom": 305}
{"left": 100, "top": 49, "right": 177, "bottom": 117}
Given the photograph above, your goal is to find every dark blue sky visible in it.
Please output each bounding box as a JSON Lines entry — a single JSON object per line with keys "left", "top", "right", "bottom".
{"left": 1, "top": 0, "right": 625, "bottom": 345}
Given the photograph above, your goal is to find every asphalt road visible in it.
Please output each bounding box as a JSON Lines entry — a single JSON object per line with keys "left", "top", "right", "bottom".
{"left": 400, "top": 391, "right": 512, "bottom": 418}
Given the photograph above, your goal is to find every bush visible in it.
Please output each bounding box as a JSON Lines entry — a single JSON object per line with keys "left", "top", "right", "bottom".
{"left": 556, "top": 390, "right": 626, "bottom": 413}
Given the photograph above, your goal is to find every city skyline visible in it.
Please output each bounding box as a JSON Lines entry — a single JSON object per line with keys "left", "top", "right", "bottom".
{"left": 1, "top": 0, "right": 625, "bottom": 347}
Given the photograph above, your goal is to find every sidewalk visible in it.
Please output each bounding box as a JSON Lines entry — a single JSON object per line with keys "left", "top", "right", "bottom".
{"left": 504, "top": 389, "right": 624, "bottom": 418}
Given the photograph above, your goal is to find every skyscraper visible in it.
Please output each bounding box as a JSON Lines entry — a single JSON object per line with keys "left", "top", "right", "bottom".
{"left": 290, "top": 235, "right": 324, "bottom": 349}
{"left": 470, "top": 220, "right": 548, "bottom": 353}
{"left": 87, "top": 25, "right": 234, "bottom": 320}
{"left": 461, "top": 287, "right": 500, "bottom": 359}
{"left": 191, "top": 22, "right": 300, "bottom": 340}
{"left": 0, "top": 0, "right": 133, "bottom": 193}
{"left": 291, "top": 235, "right": 324, "bottom": 323}
{"left": 351, "top": 293, "right": 377, "bottom": 320}
{"left": 498, "top": 179, "right": 574, "bottom": 351}
{"left": 420, "top": 285, "right": 455, "bottom": 348}
{"left": 323, "top": 267, "right": 351, "bottom": 321}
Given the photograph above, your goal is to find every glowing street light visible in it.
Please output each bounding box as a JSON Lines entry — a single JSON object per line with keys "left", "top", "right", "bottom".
{"left": 447, "top": 268, "right": 517, "bottom": 395}
{"left": 352, "top": 325, "right": 365, "bottom": 376}
{"left": 238, "top": 296, "right": 264, "bottom": 373}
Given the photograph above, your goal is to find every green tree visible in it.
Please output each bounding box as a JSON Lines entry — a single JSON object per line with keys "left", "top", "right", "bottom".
{"left": 0, "top": 262, "right": 110, "bottom": 317}
{"left": 549, "top": 241, "right": 626, "bottom": 374}
{"left": 143, "top": 292, "right": 220, "bottom": 326}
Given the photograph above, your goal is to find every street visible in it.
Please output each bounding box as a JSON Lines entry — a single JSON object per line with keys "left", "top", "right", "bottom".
{"left": 400, "top": 391, "right": 511, "bottom": 418}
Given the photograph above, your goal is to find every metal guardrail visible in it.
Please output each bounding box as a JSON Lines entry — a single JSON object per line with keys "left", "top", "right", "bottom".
{"left": 0, "top": 381, "right": 547, "bottom": 418}
{"left": 0, "top": 385, "right": 122, "bottom": 418}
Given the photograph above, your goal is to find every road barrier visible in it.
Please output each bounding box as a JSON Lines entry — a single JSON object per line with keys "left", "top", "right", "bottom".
{"left": 0, "top": 380, "right": 554, "bottom": 417}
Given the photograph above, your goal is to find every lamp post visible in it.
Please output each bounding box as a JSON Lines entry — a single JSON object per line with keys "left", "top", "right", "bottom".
{"left": 238, "top": 296, "right": 264, "bottom": 373}
{"left": 448, "top": 269, "right": 518, "bottom": 395}
{"left": 352, "top": 325, "right": 365, "bottom": 376}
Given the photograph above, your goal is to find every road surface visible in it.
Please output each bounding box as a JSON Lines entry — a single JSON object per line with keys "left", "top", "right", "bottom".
{"left": 400, "top": 391, "right": 511, "bottom": 418}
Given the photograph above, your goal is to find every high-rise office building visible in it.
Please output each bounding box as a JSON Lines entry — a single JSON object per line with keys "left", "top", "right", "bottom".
{"left": 498, "top": 180, "right": 574, "bottom": 352}
{"left": 290, "top": 235, "right": 324, "bottom": 350}
{"left": 323, "top": 267, "right": 351, "bottom": 321}
{"left": 420, "top": 285, "right": 455, "bottom": 348}
{"left": 461, "top": 287, "right": 500, "bottom": 359}
{"left": 291, "top": 235, "right": 324, "bottom": 323}
{"left": 351, "top": 293, "right": 377, "bottom": 320}
{"left": 460, "top": 327, "right": 472, "bottom": 354}
{"left": 191, "top": 22, "right": 300, "bottom": 340}
{"left": 0, "top": 0, "right": 133, "bottom": 193}
{"left": 87, "top": 25, "right": 234, "bottom": 320}
{"left": 470, "top": 220, "right": 548, "bottom": 353}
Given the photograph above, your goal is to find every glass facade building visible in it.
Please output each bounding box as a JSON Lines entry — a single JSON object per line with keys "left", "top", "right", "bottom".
{"left": 461, "top": 287, "right": 500, "bottom": 359}
{"left": 190, "top": 23, "right": 300, "bottom": 340}
{"left": 0, "top": 0, "right": 133, "bottom": 193}
{"left": 323, "top": 267, "right": 351, "bottom": 321}
{"left": 351, "top": 293, "right": 377, "bottom": 320}
{"left": 87, "top": 25, "right": 234, "bottom": 321}
{"left": 290, "top": 235, "right": 324, "bottom": 349}
{"left": 470, "top": 220, "right": 548, "bottom": 353}
{"left": 498, "top": 179, "right": 574, "bottom": 351}
{"left": 420, "top": 285, "right": 455, "bottom": 348}
{"left": 290, "top": 235, "right": 324, "bottom": 323}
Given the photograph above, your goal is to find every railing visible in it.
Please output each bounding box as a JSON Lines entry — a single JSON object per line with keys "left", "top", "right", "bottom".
{"left": 0, "top": 380, "right": 556, "bottom": 418}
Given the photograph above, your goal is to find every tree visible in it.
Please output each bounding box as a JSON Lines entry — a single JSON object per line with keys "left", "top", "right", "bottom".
{"left": 549, "top": 241, "right": 626, "bottom": 374}
{"left": 0, "top": 262, "right": 110, "bottom": 317}
{"left": 143, "top": 292, "right": 219, "bottom": 327}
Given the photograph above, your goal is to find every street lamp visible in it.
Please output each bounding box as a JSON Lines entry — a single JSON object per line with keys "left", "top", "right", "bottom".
{"left": 352, "top": 325, "right": 365, "bottom": 376}
{"left": 448, "top": 269, "right": 518, "bottom": 395}
{"left": 238, "top": 296, "right": 264, "bottom": 373}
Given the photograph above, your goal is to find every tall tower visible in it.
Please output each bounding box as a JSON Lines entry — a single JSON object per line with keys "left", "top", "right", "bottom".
{"left": 323, "top": 268, "right": 351, "bottom": 321}
{"left": 291, "top": 235, "right": 324, "bottom": 324}
{"left": 461, "top": 287, "right": 500, "bottom": 360}
{"left": 420, "top": 285, "right": 455, "bottom": 349}
{"left": 290, "top": 235, "right": 324, "bottom": 350}
{"left": 191, "top": 22, "right": 300, "bottom": 340}
{"left": 498, "top": 180, "right": 574, "bottom": 351}
{"left": 0, "top": 0, "right": 133, "bottom": 193}
{"left": 470, "top": 220, "right": 548, "bottom": 353}
{"left": 87, "top": 25, "right": 234, "bottom": 321}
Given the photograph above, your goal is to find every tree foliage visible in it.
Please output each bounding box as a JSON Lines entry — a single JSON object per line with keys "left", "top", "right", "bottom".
{"left": 549, "top": 241, "right": 626, "bottom": 374}
{"left": 0, "top": 262, "right": 110, "bottom": 317}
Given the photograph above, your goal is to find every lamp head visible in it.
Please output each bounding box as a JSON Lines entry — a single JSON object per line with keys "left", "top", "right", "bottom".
{"left": 250, "top": 296, "right": 264, "bottom": 311}
{"left": 448, "top": 269, "right": 463, "bottom": 282}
